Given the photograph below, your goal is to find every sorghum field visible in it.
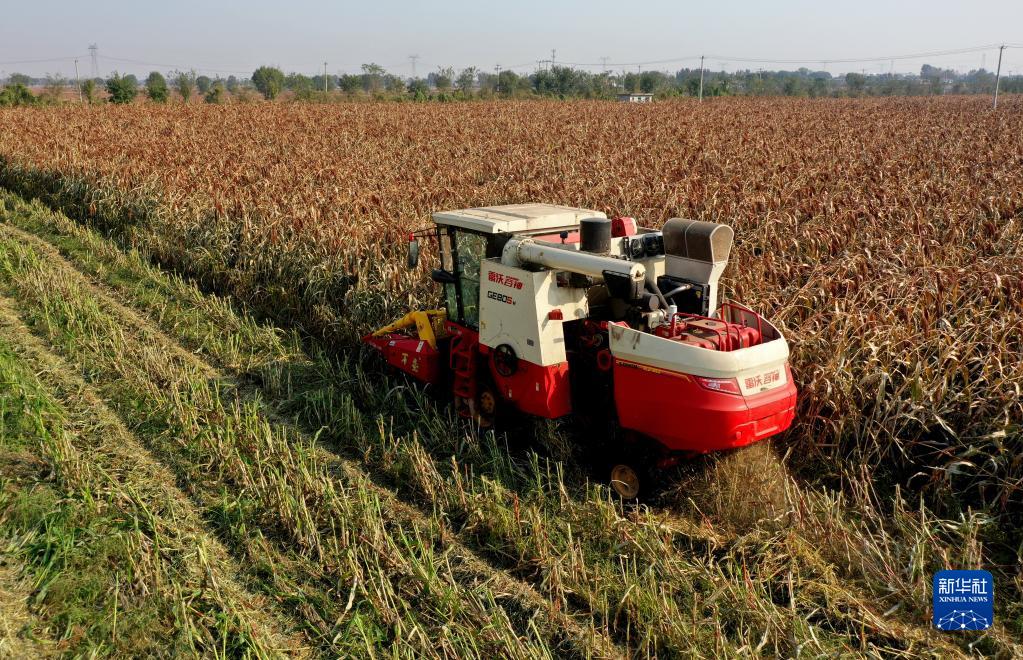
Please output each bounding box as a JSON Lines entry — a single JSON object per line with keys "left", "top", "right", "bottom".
{"left": 0, "top": 96, "right": 1020, "bottom": 657}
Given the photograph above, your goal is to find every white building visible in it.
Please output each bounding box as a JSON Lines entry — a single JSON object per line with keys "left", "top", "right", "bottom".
{"left": 617, "top": 93, "right": 654, "bottom": 103}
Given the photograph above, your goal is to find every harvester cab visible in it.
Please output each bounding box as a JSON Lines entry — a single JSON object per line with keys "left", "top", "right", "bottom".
{"left": 364, "top": 203, "right": 797, "bottom": 498}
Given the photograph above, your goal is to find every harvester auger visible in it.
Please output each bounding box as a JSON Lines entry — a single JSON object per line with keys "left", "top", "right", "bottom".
{"left": 364, "top": 204, "right": 797, "bottom": 498}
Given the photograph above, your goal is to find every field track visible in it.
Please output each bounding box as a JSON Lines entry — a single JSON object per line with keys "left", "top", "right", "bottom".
{"left": 2, "top": 189, "right": 1019, "bottom": 656}
{"left": 0, "top": 196, "right": 623, "bottom": 656}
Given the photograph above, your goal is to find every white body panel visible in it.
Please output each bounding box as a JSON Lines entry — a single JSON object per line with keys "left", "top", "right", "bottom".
{"left": 608, "top": 321, "right": 791, "bottom": 396}
{"left": 434, "top": 204, "right": 606, "bottom": 235}
{"left": 502, "top": 238, "right": 646, "bottom": 282}
{"left": 478, "top": 259, "right": 588, "bottom": 366}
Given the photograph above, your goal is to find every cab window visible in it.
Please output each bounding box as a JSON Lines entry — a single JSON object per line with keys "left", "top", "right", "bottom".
{"left": 437, "top": 228, "right": 459, "bottom": 321}
{"left": 455, "top": 232, "right": 487, "bottom": 328}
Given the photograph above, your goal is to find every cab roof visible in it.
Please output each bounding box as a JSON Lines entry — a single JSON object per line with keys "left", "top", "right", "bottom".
{"left": 432, "top": 203, "right": 606, "bottom": 235}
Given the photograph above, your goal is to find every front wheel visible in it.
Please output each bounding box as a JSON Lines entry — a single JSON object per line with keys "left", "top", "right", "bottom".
{"left": 609, "top": 462, "right": 643, "bottom": 500}
{"left": 476, "top": 385, "right": 497, "bottom": 429}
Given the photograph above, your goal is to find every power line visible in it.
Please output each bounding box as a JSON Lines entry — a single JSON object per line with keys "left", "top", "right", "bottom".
{"left": 101, "top": 54, "right": 251, "bottom": 76}
{"left": 0, "top": 55, "right": 85, "bottom": 65}
{"left": 2, "top": 43, "right": 1018, "bottom": 80}
{"left": 558, "top": 43, "right": 1010, "bottom": 69}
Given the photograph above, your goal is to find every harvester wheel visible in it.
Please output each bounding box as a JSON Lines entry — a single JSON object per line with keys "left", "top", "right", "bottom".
{"left": 610, "top": 463, "right": 642, "bottom": 500}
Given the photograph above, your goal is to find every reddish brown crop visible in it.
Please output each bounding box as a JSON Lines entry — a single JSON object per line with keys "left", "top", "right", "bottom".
{"left": 1, "top": 96, "right": 1020, "bottom": 510}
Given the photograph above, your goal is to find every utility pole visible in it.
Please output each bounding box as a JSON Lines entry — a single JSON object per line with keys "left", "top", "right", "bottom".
{"left": 993, "top": 44, "right": 1005, "bottom": 109}
{"left": 409, "top": 54, "right": 419, "bottom": 77}
{"left": 550, "top": 48, "right": 556, "bottom": 69}
{"left": 74, "top": 59, "right": 83, "bottom": 103}
{"left": 323, "top": 61, "right": 328, "bottom": 93}
{"left": 600, "top": 56, "right": 609, "bottom": 73}
{"left": 698, "top": 55, "right": 705, "bottom": 102}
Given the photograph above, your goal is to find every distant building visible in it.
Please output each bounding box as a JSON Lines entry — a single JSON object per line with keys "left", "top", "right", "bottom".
{"left": 617, "top": 92, "right": 654, "bottom": 103}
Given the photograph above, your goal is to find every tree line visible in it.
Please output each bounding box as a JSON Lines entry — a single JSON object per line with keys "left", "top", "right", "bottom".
{"left": 3, "top": 62, "right": 1021, "bottom": 106}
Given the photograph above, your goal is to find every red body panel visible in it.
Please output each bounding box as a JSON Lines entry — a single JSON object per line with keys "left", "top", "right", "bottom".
{"left": 611, "top": 216, "right": 638, "bottom": 237}
{"left": 534, "top": 230, "right": 581, "bottom": 244}
{"left": 481, "top": 346, "right": 573, "bottom": 419}
{"left": 363, "top": 335, "right": 443, "bottom": 385}
{"left": 612, "top": 360, "right": 797, "bottom": 453}
{"left": 654, "top": 315, "right": 763, "bottom": 352}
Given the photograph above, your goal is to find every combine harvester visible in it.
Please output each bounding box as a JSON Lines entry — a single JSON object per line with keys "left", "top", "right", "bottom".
{"left": 365, "top": 204, "right": 797, "bottom": 497}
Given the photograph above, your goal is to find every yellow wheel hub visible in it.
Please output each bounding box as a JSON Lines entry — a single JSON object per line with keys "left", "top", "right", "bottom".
{"left": 610, "top": 464, "right": 641, "bottom": 499}
{"left": 479, "top": 390, "right": 497, "bottom": 416}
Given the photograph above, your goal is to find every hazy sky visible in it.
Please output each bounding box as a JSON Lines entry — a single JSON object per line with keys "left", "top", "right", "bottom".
{"left": 2, "top": 0, "right": 1021, "bottom": 79}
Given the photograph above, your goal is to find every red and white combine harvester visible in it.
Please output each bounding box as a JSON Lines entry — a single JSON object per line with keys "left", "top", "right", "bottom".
{"left": 364, "top": 204, "right": 797, "bottom": 497}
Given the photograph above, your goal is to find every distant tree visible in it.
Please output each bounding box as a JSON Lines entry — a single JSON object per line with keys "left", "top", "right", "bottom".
{"left": 205, "top": 82, "right": 226, "bottom": 104}
{"left": 384, "top": 74, "right": 405, "bottom": 95}
{"left": 476, "top": 71, "right": 497, "bottom": 96}
{"left": 845, "top": 72, "right": 867, "bottom": 96}
{"left": 225, "top": 75, "right": 239, "bottom": 93}
{"left": 196, "top": 75, "right": 212, "bottom": 94}
{"left": 0, "top": 83, "right": 36, "bottom": 107}
{"left": 622, "top": 72, "right": 641, "bottom": 93}
{"left": 361, "top": 63, "right": 386, "bottom": 93}
{"left": 456, "top": 67, "right": 477, "bottom": 96}
{"left": 809, "top": 76, "right": 830, "bottom": 98}
{"left": 407, "top": 77, "right": 430, "bottom": 100}
{"left": 781, "top": 75, "right": 805, "bottom": 96}
{"left": 531, "top": 68, "right": 556, "bottom": 95}
{"left": 252, "top": 66, "right": 285, "bottom": 99}
{"left": 146, "top": 71, "right": 169, "bottom": 103}
{"left": 311, "top": 73, "right": 336, "bottom": 92}
{"left": 496, "top": 70, "right": 523, "bottom": 97}
{"left": 172, "top": 70, "right": 197, "bottom": 103}
{"left": 432, "top": 67, "right": 454, "bottom": 92}
{"left": 7, "top": 73, "right": 32, "bottom": 86}
{"left": 123, "top": 73, "right": 139, "bottom": 88}
{"left": 81, "top": 79, "right": 98, "bottom": 104}
{"left": 590, "top": 72, "right": 613, "bottom": 98}
{"left": 105, "top": 72, "right": 138, "bottom": 104}
{"left": 337, "top": 74, "right": 362, "bottom": 94}
{"left": 285, "top": 72, "right": 313, "bottom": 94}
{"left": 41, "top": 73, "right": 66, "bottom": 103}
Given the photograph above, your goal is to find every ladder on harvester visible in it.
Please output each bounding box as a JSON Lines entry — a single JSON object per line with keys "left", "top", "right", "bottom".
{"left": 448, "top": 326, "right": 478, "bottom": 417}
